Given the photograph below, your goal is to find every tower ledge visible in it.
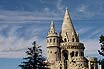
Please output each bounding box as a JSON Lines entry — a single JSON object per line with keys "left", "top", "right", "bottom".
{"left": 60, "top": 42, "right": 85, "bottom": 49}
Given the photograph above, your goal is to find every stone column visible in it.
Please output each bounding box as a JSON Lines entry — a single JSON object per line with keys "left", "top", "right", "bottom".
{"left": 89, "top": 61, "right": 91, "bottom": 69}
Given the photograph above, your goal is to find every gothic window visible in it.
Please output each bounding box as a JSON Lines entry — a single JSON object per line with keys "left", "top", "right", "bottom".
{"left": 60, "top": 64, "right": 62, "bottom": 69}
{"left": 81, "top": 52, "right": 84, "bottom": 56}
{"left": 75, "top": 51, "right": 78, "bottom": 57}
{"left": 91, "top": 67, "right": 94, "bottom": 69}
{"left": 60, "top": 67, "right": 62, "bottom": 69}
{"left": 53, "top": 38, "right": 55, "bottom": 43}
{"left": 50, "top": 39, "right": 52, "bottom": 42}
{"left": 63, "top": 52, "right": 68, "bottom": 60}
{"left": 70, "top": 51, "right": 74, "bottom": 57}
{"left": 72, "top": 38, "right": 74, "bottom": 42}
{"left": 62, "top": 50, "right": 68, "bottom": 60}
{"left": 91, "top": 64, "right": 94, "bottom": 69}
{"left": 64, "top": 38, "right": 67, "bottom": 42}
{"left": 63, "top": 50, "right": 68, "bottom": 69}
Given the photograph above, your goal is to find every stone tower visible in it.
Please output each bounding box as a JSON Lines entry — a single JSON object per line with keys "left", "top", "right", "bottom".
{"left": 47, "top": 20, "right": 60, "bottom": 64}
{"left": 46, "top": 8, "right": 98, "bottom": 69}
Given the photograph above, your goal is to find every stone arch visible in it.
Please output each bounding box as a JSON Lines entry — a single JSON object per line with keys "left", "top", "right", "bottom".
{"left": 81, "top": 52, "right": 84, "bottom": 56}
{"left": 70, "top": 51, "right": 74, "bottom": 57}
{"left": 64, "top": 38, "right": 67, "bottom": 42}
{"left": 91, "top": 64, "right": 94, "bottom": 69}
{"left": 53, "top": 38, "right": 55, "bottom": 43}
{"left": 75, "top": 51, "right": 78, "bottom": 57}
{"left": 72, "top": 38, "right": 74, "bottom": 42}
{"left": 62, "top": 50, "right": 68, "bottom": 69}
{"left": 50, "top": 39, "right": 52, "bottom": 42}
{"left": 62, "top": 50, "right": 68, "bottom": 60}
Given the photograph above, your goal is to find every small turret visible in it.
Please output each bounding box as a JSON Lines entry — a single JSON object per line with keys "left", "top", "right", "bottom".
{"left": 47, "top": 20, "right": 59, "bottom": 47}
{"left": 87, "top": 57, "right": 98, "bottom": 69}
{"left": 47, "top": 20, "right": 58, "bottom": 37}
{"left": 47, "top": 20, "right": 60, "bottom": 63}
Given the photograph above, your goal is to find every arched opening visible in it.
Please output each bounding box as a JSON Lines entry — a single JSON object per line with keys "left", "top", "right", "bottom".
{"left": 75, "top": 51, "right": 78, "bottom": 57}
{"left": 64, "top": 38, "right": 67, "bottom": 42}
{"left": 70, "top": 51, "right": 74, "bottom": 57}
{"left": 50, "top": 39, "right": 52, "bottom": 42}
{"left": 81, "top": 52, "right": 84, "bottom": 56}
{"left": 60, "top": 64, "right": 62, "bottom": 69}
{"left": 62, "top": 50, "right": 68, "bottom": 69}
{"left": 63, "top": 52, "right": 68, "bottom": 60}
{"left": 91, "top": 64, "right": 94, "bottom": 69}
{"left": 72, "top": 38, "right": 74, "bottom": 42}
{"left": 53, "top": 38, "right": 55, "bottom": 43}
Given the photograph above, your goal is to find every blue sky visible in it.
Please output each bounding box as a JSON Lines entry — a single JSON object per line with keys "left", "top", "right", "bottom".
{"left": 0, "top": 0, "right": 104, "bottom": 69}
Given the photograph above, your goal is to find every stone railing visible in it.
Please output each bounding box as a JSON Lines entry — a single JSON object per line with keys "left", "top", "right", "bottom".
{"left": 60, "top": 42, "right": 85, "bottom": 49}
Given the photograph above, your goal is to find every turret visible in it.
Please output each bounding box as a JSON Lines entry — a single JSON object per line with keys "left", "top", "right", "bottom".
{"left": 47, "top": 20, "right": 60, "bottom": 63}
{"left": 60, "top": 8, "right": 87, "bottom": 68}
{"left": 61, "top": 8, "right": 79, "bottom": 42}
{"left": 47, "top": 20, "right": 59, "bottom": 47}
{"left": 87, "top": 57, "right": 98, "bottom": 69}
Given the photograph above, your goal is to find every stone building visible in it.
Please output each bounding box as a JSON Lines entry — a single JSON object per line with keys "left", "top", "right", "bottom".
{"left": 46, "top": 8, "right": 98, "bottom": 69}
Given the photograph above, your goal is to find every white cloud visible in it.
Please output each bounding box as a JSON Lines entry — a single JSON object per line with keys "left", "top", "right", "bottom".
{"left": 77, "top": 26, "right": 93, "bottom": 35}
{"left": 0, "top": 24, "right": 47, "bottom": 58}
{"left": 83, "top": 39, "right": 100, "bottom": 58}
{"left": 77, "top": 5, "right": 88, "bottom": 13}
{"left": 0, "top": 10, "right": 63, "bottom": 24}
{"left": 0, "top": 0, "right": 103, "bottom": 59}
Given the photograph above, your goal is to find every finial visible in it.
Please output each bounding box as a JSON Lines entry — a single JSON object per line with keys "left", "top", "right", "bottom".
{"left": 50, "top": 16, "right": 54, "bottom": 26}
{"left": 66, "top": 7, "right": 68, "bottom": 10}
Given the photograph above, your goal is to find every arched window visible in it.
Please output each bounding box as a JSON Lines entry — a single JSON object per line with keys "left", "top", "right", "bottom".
{"left": 50, "top": 39, "right": 52, "bottom": 42}
{"left": 72, "top": 38, "right": 74, "bottom": 42}
{"left": 75, "top": 51, "right": 78, "bottom": 57}
{"left": 64, "top": 38, "right": 67, "bottom": 42}
{"left": 62, "top": 50, "right": 68, "bottom": 60}
{"left": 81, "top": 52, "right": 84, "bottom": 56}
{"left": 53, "top": 38, "right": 55, "bottom": 43}
{"left": 60, "top": 64, "right": 62, "bottom": 69}
{"left": 62, "top": 50, "right": 68, "bottom": 69}
{"left": 70, "top": 51, "right": 74, "bottom": 57}
{"left": 63, "top": 52, "right": 68, "bottom": 60}
{"left": 60, "top": 67, "right": 62, "bottom": 69}
{"left": 91, "top": 64, "right": 94, "bottom": 69}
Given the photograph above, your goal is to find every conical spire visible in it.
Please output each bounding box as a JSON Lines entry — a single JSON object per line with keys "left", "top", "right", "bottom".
{"left": 61, "top": 8, "right": 76, "bottom": 34}
{"left": 49, "top": 20, "right": 55, "bottom": 34}
{"left": 48, "top": 20, "right": 58, "bottom": 36}
{"left": 61, "top": 8, "right": 78, "bottom": 42}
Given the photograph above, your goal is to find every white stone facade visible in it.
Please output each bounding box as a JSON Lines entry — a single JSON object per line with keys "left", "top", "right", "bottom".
{"left": 46, "top": 8, "right": 98, "bottom": 69}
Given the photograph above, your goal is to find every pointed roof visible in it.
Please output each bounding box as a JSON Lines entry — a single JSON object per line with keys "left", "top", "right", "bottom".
{"left": 49, "top": 20, "right": 55, "bottom": 33}
{"left": 48, "top": 20, "right": 58, "bottom": 37}
{"left": 61, "top": 8, "right": 76, "bottom": 36}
